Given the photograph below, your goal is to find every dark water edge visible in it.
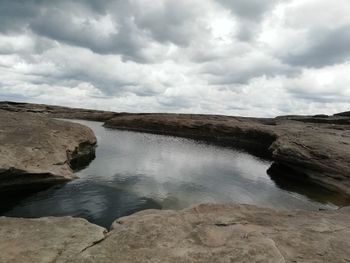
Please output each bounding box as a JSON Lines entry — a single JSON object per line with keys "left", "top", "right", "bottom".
{"left": 1, "top": 120, "right": 349, "bottom": 229}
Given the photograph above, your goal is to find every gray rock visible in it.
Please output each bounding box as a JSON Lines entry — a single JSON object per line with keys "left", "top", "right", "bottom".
{"left": 70, "top": 204, "right": 350, "bottom": 262}
{"left": 0, "top": 110, "right": 96, "bottom": 189}
{"left": 1, "top": 101, "right": 350, "bottom": 196}
{"left": 0, "top": 101, "right": 117, "bottom": 121}
{"left": 334, "top": 111, "right": 350, "bottom": 117}
{"left": 2, "top": 204, "right": 349, "bottom": 263}
{"left": 269, "top": 120, "right": 350, "bottom": 194}
{"left": 0, "top": 216, "right": 106, "bottom": 263}
{"left": 104, "top": 113, "right": 350, "bottom": 195}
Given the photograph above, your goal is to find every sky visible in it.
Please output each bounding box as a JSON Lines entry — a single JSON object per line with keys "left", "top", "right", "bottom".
{"left": 0, "top": 0, "right": 349, "bottom": 117}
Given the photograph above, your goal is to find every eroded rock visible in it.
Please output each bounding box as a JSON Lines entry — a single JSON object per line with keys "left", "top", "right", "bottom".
{"left": 0, "top": 110, "right": 96, "bottom": 189}
{"left": 1, "top": 101, "right": 349, "bottom": 196}
{"left": 2, "top": 204, "right": 349, "bottom": 263}
{"left": 0, "top": 216, "right": 106, "bottom": 263}
{"left": 0, "top": 101, "right": 117, "bottom": 122}
{"left": 69, "top": 204, "right": 350, "bottom": 262}
{"left": 104, "top": 113, "right": 350, "bottom": 195}
{"left": 104, "top": 113, "right": 278, "bottom": 157}
{"left": 269, "top": 120, "right": 350, "bottom": 194}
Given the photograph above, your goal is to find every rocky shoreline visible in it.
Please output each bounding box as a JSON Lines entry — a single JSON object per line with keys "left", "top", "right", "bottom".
{"left": 0, "top": 109, "right": 96, "bottom": 190}
{"left": 1, "top": 101, "right": 349, "bottom": 196}
{"left": 0, "top": 101, "right": 350, "bottom": 262}
{"left": 104, "top": 113, "right": 350, "bottom": 195}
{"left": 1, "top": 204, "right": 350, "bottom": 262}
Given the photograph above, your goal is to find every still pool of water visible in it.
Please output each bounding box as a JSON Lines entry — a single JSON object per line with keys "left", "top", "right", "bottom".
{"left": 1, "top": 120, "right": 346, "bottom": 228}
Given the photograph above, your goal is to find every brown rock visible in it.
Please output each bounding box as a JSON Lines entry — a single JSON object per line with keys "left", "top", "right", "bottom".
{"left": 0, "top": 216, "right": 106, "bottom": 263}
{"left": 69, "top": 204, "right": 350, "bottom": 263}
{"left": 104, "top": 113, "right": 350, "bottom": 195}
{"left": 1, "top": 101, "right": 349, "bottom": 195}
{"left": 104, "top": 113, "right": 277, "bottom": 157}
{"left": 269, "top": 120, "right": 350, "bottom": 194}
{"left": 0, "top": 101, "right": 117, "bottom": 122}
{"left": 0, "top": 110, "right": 96, "bottom": 189}
{"left": 2, "top": 204, "right": 349, "bottom": 263}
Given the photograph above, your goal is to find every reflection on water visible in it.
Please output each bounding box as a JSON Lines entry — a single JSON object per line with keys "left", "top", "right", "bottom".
{"left": 1, "top": 120, "right": 347, "bottom": 228}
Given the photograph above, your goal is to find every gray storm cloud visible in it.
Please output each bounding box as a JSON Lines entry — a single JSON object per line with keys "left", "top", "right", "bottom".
{"left": 0, "top": 0, "right": 349, "bottom": 116}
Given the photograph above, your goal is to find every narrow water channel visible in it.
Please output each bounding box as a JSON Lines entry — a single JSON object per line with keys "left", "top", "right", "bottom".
{"left": 1, "top": 120, "right": 344, "bottom": 228}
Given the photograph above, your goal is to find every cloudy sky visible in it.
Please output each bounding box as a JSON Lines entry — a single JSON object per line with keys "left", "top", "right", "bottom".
{"left": 0, "top": 0, "right": 349, "bottom": 117}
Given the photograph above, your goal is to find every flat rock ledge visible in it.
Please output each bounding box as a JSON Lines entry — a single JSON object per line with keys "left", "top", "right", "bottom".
{"left": 0, "top": 110, "right": 97, "bottom": 189}
{"left": 0, "top": 101, "right": 117, "bottom": 121}
{"left": 1, "top": 101, "right": 350, "bottom": 196}
{"left": 1, "top": 204, "right": 350, "bottom": 263}
{"left": 104, "top": 113, "right": 350, "bottom": 196}
{"left": 0, "top": 216, "right": 106, "bottom": 263}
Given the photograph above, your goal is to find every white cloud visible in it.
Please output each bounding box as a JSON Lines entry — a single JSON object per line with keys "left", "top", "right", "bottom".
{"left": 0, "top": 0, "right": 349, "bottom": 117}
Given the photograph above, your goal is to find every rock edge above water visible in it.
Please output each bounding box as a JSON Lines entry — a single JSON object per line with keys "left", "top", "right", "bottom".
{"left": 1, "top": 101, "right": 349, "bottom": 195}
{"left": 104, "top": 112, "right": 350, "bottom": 195}
{"left": 1, "top": 203, "right": 350, "bottom": 263}
{"left": 0, "top": 110, "right": 97, "bottom": 189}
{"left": 0, "top": 216, "right": 107, "bottom": 263}
{"left": 1, "top": 103, "right": 350, "bottom": 262}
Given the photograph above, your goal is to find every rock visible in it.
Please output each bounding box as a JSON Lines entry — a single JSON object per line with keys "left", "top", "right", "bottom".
{"left": 67, "top": 204, "right": 350, "bottom": 262}
{"left": 0, "top": 101, "right": 118, "bottom": 122}
{"left": 1, "top": 101, "right": 350, "bottom": 196}
{"left": 312, "top": 114, "right": 329, "bottom": 118}
{"left": 338, "top": 206, "right": 350, "bottom": 214}
{"left": 269, "top": 120, "right": 350, "bottom": 194}
{"left": 104, "top": 113, "right": 350, "bottom": 195}
{"left": 0, "top": 216, "right": 106, "bottom": 263}
{"left": 1, "top": 204, "right": 349, "bottom": 263}
{"left": 0, "top": 110, "right": 96, "bottom": 189}
{"left": 276, "top": 115, "right": 350, "bottom": 125}
{"left": 334, "top": 111, "right": 350, "bottom": 117}
{"left": 104, "top": 113, "right": 278, "bottom": 158}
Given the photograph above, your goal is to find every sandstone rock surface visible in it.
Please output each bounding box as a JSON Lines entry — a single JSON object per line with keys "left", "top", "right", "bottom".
{"left": 1, "top": 101, "right": 349, "bottom": 195}
{"left": 104, "top": 113, "right": 350, "bottom": 195}
{"left": 80, "top": 204, "right": 349, "bottom": 263}
{"left": 0, "top": 101, "right": 117, "bottom": 121}
{"left": 0, "top": 216, "right": 106, "bottom": 263}
{"left": 269, "top": 120, "right": 350, "bottom": 194}
{"left": 0, "top": 110, "right": 97, "bottom": 189}
{"left": 105, "top": 114, "right": 277, "bottom": 156}
{"left": 2, "top": 204, "right": 348, "bottom": 263}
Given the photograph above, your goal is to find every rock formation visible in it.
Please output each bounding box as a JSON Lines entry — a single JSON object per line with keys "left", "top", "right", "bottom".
{"left": 0, "top": 216, "right": 106, "bottom": 263}
{"left": 1, "top": 204, "right": 349, "bottom": 263}
{"left": 0, "top": 101, "right": 349, "bottom": 196}
{"left": 0, "top": 110, "right": 96, "bottom": 189}
{"left": 104, "top": 113, "right": 350, "bottom": 195}
{"left": 0, "top": 101, "right": 350, "bottom": 262}
{"left": 0, "top": 101, "right": 117, "bottom": 121}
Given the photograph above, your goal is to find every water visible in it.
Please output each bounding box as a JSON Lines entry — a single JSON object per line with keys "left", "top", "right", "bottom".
{"left": 1, "top": 120, "right": 347, "bottom": 228}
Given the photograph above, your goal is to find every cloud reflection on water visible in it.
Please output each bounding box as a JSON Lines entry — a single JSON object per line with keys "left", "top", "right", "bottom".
{"left": 1, "top": 119, "right": 343, "bottom": 228}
